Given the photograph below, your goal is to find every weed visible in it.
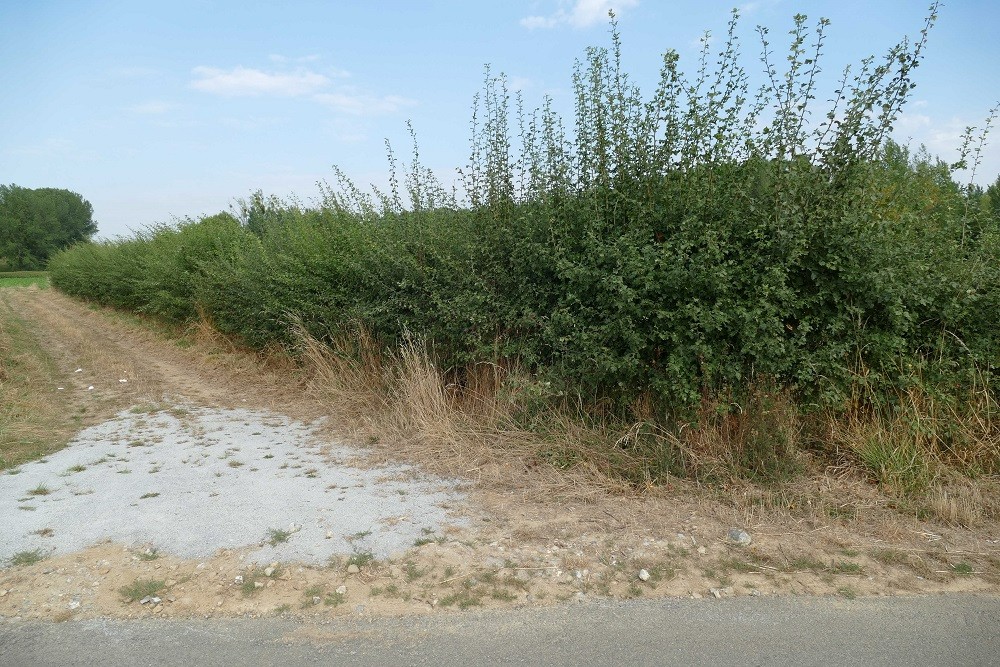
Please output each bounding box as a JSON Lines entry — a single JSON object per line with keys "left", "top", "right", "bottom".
{"left": 266, "top": 528, "right": 291, "bottom": 546}
{"left": 952, "top": 562, "right": 974, "bottom": 576}
{"left": 137, "top": 548, "right": 159, "bottom": 561}
{"left": 491, "top": 588, "right": 516, "bottom": 602}
{"left": 274, "top": 604, "right": 292, "bottom": 614}
{"left": 26, "top": 484, "right": 50, "bottom": 496}
{"left": 139, "top": 492, "right": 159, "bottom": 499}
{"left": 347, "top": 551, "right": 375, "bottom": 568}
{"left": 405, "top": 562, "right": 427, "bottom": 582}
{"left": 32, "top": 527, "right": 54, "bottom": 537}
{"left": 324, "top": 591, "right": 345, "bottom": 606}
{"left": 833, "top": 562, "right": 863, "bottom": 575}
{"left": 871, "top": 549, "right": 906, "bottom": 566}
{"left": 837, "top": 587, "right": 858, "bottom": 600}
{"left": 8, "top": 549, "right": 45, "bottom": 566}
{"left": 228, "top": 460, "right": 243, "bottom": 468}
{"left": 439, "top": 590, "right": 483, "bottom": 610}
{"left": 119, "top": 578, "right": 164, "bottom": 602}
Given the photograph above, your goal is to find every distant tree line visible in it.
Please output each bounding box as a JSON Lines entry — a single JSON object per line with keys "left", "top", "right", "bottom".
{"left": 0, "top": 184, "right": 97, "bottom": 270}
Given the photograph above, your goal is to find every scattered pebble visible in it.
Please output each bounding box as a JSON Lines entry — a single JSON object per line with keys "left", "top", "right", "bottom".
{"left": 347, "top": 564, "right": 360, "bottom": 574}
{"left": 335, "top": 585, "right": 347, "bottom": 595}
{"left": 638, "top": 569, "right": 651, "bottom": 582}
{"left": 727, "top": 528, "right": 752, "bottom": 547}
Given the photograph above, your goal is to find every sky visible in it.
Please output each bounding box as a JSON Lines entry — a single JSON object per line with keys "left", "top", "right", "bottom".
{"left": 2, "top": 0, "right": 999, "bottom": 239}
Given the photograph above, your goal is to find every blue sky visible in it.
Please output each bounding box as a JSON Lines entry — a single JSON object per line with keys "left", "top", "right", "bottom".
{"left": 2, "top": 0, "right": 998, "bottom": 239}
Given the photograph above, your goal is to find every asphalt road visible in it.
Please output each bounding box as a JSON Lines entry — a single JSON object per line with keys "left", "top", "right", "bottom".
{"left": 2, "top": 594, "right": 998, "bottom": 666}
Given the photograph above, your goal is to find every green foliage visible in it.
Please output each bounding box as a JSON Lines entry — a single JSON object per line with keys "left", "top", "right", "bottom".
{"left": 47, "top": 4, "right": 1000, "bottom": 482}
{"left": 0, "top": 185, "right": 97, "bottom": 270}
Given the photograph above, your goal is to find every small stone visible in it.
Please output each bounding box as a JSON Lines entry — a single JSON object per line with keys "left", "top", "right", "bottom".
{"left": 325, "top": 531, "right": 334, "bottom": 539}
{"left": 216, "top": 600, "right": 223, "bottom": 607}
{"left": 139, "top": 596, "right": 152, "bottom": 605}
{"left": 727, "top": 528, "right": 752, "bottom": 547}
{"left": 254, "top": 582, "right": 264, "bottom": 589}
{"left": 638, "top": 569, "right": 651, "bottom": 582}
{"left": 336, "top": 585, "right": 347, "bottom": 595}
{"left": 710, "top": 588, "right": 722, "bottom": 599}
{"left": 264, "top": 567, "right": 275, "bottom": 577}
{"left": 691, "top": 592, "right": 703, "bottom": 599}
{"left": 68, "top": 600, "right": 80, "bottom": 610}
{"left": 152, "top": 605, "right": 163, "bottom": 613}
{"left": 151, "top": 596, "right": 161, "bottom": 604}
{"left": 347, "top": 564, "right": 360, "bottom": 574}
{"left": 234, "top": 575, "right": 244, "bottom": 585}
{"left": 750, "top": 589, "right": 761, "bottom": 597}
{"left": 0, "top": 590, "right": 8, "bottom": 597}
{"left": 574, "top": 591, "right": 586, "bottom": 602}
{"left": 289, "top": 523, "right": 301, "bottom": 533}
{"left": 312, "top": 596, "right": 322, "bottom": 605}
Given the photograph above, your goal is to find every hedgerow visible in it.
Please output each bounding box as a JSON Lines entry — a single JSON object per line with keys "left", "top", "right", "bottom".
{"left": 49, "top": 4, "right": 999, "bottom": 483}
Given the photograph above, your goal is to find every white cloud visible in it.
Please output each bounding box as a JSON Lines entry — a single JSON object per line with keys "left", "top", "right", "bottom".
{"left": 191, "top": 66, "right": 330, "bottom": 97}
{"left": 313, "top": 90, "right": 416, "bottom": 116}
{"left": 520, "top": 0, "right": 638, "bottom": 30}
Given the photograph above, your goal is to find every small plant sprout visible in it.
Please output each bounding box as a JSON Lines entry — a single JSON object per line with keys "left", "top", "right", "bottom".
{"left": 266, "top": 528, "right": 291, "bottom": 546}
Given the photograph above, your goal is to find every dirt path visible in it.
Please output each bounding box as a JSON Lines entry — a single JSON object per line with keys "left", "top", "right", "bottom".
{"left": 1, "top": 288, "right": 998, "bottom": 623}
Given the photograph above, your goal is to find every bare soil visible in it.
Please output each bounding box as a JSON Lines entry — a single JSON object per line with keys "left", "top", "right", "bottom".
{"left": 1, "top": 288, "right": 998, "bottom": 622}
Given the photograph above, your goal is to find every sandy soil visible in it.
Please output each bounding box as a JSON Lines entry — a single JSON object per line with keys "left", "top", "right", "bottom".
{"left": 1, "top": 288, "right": 998, "bottom": 622}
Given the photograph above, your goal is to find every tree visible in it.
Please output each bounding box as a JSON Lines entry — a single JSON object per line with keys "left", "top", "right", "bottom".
{"left": 0, "top": 185, "right": 98, "bottom": 270}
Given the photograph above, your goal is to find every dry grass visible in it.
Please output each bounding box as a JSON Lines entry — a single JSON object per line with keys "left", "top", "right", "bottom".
{"left": 291, "top": 323, "right": 1000, "bottom": 534}
{"left": 0, "top": 289, "right": 75, "bottom": 470}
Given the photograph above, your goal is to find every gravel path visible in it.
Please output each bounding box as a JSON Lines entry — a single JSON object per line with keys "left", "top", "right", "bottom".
{"left": 1, "top": 404, "right": 465, "bottom": 565}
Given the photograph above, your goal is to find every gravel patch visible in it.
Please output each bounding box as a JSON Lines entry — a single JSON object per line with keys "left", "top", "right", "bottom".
{"left": 0, "top": 405, "right": 465, "bottom": 565}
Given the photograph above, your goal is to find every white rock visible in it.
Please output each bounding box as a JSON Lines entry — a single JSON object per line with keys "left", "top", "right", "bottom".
{"left": 638, "top": 569, "right": 651, "bottom": 582}
{"left": 335, "top": 585, "right": 347, "bottom": 595}
{"left": 710, "top": 588, "right": 722, "bottom": 599}
{"left": 727, "top": 528, "right": 752, "bottom": 547}
{"left": 234, "top": 576, "right": 244, "bottom": 584}
{"left": 325, "top": 531, "right": 334, "bottom": 539}
{"left": 151, "top": 596, "right": 161, "bottom": 604}
{"left": 254, "top": 582, "right": 264, "bottom": 589}
{"left": 264, "top": 567, "right": 275, "bottom": 577}
{"left": 347, "top": 564, "right": 360, "bottom": 574}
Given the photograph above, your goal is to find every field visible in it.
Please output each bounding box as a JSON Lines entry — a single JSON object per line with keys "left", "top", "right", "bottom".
{"left": 0, "top": 271, "right": 49, "bottom": 289}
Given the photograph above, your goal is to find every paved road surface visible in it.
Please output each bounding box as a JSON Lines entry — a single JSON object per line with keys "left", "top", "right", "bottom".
{"left": 2, "top": 594, "right": 998, "bottom": 666}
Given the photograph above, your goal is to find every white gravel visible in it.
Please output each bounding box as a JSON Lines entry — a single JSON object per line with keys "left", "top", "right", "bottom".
{"left": 0, "top": 405, "right": 466, "bottom": 565}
